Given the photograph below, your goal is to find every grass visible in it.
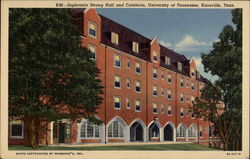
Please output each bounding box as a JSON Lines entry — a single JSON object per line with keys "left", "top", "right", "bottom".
{"left": 9, "top": 143, "right": 219, "bottom": 151}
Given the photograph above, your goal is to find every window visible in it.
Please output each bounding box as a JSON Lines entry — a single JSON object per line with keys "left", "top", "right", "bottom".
{"left": 168, "top": 105, "right": 172, "bottom": 115}
{"left": 114, "top": 54, "right": 121, "bottom": 68}
{"left": 188, "top": 125, "right": 197, "bottom": 138}
{"left": 180, "top": 78, "right": 184, "bottom": 87}
{"left": 168, "top": 74, "right": 172, "bottom": 83}
{"left": 114, "top": 75, "right": 121, "bottom": 88}
{"left": 161, "top": 104, "right": 164, "bottom": 113}
{"left": 191, "top": 96, "right": 195, "bottom": 104}
{"left": 191, "top": 69, "right": 195, "bottom": 77}
{"left": 153, "top": 85, "right": 158, "bottom": 96}
{"left": 191, "top": 82, "right": 195, "bottom": 90}
{"left": 127, "top": 59, "right": 131, "bottom": 69}
{"left": 178, "top": 62, "right": 182, "bottom": 71}
{"left": 135, "top": 62, "right": 141, "bottom": 74}
{"left": 168, "top": 89, "right": 172, "bottom": 100}
{"left": 153, "top": 51, "right": 158, "bottom": 62}
{"left": 10, "top": 120, "right": 23, "bottom": 138}
{"left": 88, "top": 21, "right": 97, "bottom": 38}
{"left": 111, "top": 32, "right": 119, "bottom": 45}
{"left": 66, "top": 124, "right": 71, "bottom": 139}
{"left": 199, "top": 126, "right": 203, "bottom": 137}
{"left": 135, "top": 100, "right": 141, "bottom": 112}
{"left": 199, "top": 83, "right": 203, "bottom": 92}
{"left": 177, "top": 124, "right": 186, "bottom": 138}
{"left": 161, "top": 71, "right": 164, "bottom": 79}
{"left": 88, "top": 44, "right": 96, "bottom": 60}
{"left": 126, "top": 98, "right": 131, "bottom": 109}
{"left": 132, "top": 42, "right": 139, "bottom": 53}
{"left": 153, "top": 103, "right": 158, "bottom": 114}
{"left": 80, "top": 121, "right": 100, "bottom": 138}
{"left": 135, "top": 81, "right": 141, "bottom": 93}
{"left": 114, "top": 96, "right": 121, "bottom": 109}
{"left": 180, "top": 108, "right": 184, "bottom": 117}
{"left": 161, "top": 88, "right": 164, "bottom": 96}
{"left": 186, "top": 95, "right": 189, "bottom": 103}
{"left": 152, "top": 68, "right": 157, "bottom": 79}
{"left": 108, "top": 121, "right": 123, "bottom": 138}
{"left": 126, "top": 78, "right": 131, "bottom": 88}
{"left": 191, "top": 111, "right": 195, "bottom": 119}
{"left": 186, "top": 80, "right": 189, "bottom": 88}
{"left": 165, "top": 56, "right": 170, "bottom": 65}
{"left": 180, "top": 93, "right": 184, "bottom": 102}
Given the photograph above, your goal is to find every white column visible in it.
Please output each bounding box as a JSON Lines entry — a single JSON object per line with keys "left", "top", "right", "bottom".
{"left": 50, "top": 122, "right": 54, "bottom": 144}
{"left": 185, "top": 130, "right": 189, "bottom": 142}
{"left": 173, "top": 127, "right": 176, "bottom": 142}
{"left": 105, "top": 124, "right": 108, "bottom": 143}
{"left": 160, "top": 127, "right": 164, "bottom": 142}
{"left": 76, "top": 122, "right": 81, "bottom": 143}
{"left": 100, "top": 124, "right": 105, "bottom": 143}
{"left": 124, "top": 125, "right": 130, "bottom": 142}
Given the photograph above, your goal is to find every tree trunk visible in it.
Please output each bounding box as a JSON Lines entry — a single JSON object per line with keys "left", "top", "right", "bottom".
{"left": 26, "top": 118, "right": 39, "bottom": 148}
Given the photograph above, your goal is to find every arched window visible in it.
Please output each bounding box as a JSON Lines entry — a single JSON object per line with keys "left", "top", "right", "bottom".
{"left": 80, "top": 121, "right": 100, "bottom": 138}
{"left": 188, "top": 125, "right": 197, "bottom": 138}
{"left": 177, "top": 124, "right": 186, "bottom": 138}
{"left": 108, "top": 121, "right": 124, "bottom": 138}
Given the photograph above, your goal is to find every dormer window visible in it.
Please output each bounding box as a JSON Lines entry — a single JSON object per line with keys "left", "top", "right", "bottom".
{"left": 132, "top": 42, "right": 139, "bottom": 53}
{"left": 165, "top": 56, "right": 170, "bottom": 65}
{"left": 153, "top": 51, "right": 158, "bottom": 62}
{"left": 191, "top": 69, "right": 195, "bottom": 77}
{"left": 178, "top": 62, "right": 182, "bottom": 71}
{"left": 111, "top": 32, "right": 119, "bottom": 45}
{"left": 88, "top": 21, "right": 97, "bottom": 38}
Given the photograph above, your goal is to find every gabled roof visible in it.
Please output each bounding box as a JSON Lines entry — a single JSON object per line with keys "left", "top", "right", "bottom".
{"left": 100, "top": 15, "right": 189, "bottom": 75}
{"left": 71, "top": 9, "right": 206, "bottom": 79}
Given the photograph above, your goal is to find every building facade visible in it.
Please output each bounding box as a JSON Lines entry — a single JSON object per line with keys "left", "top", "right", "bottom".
{"left": 9, "top": 8, "right": 213, "bottom": 146}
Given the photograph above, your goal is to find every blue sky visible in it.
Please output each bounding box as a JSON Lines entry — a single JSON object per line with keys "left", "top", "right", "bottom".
{"left": 97, "top": 8, "right": 234, "bottom": 82}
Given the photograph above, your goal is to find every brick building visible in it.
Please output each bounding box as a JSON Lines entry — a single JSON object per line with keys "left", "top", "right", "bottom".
{"left": 9, "top": 8, "right": 213, "bottom": 146}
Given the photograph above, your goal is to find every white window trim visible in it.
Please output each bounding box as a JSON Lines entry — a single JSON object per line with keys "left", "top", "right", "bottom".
{"left": 114, "top": 96, "right": 121, "bottom": 110}
{"left": 79, "top": 120, "right": 101, "bottom": 139}
{"left": 152, "top": 51, "right": 158, "bottom": 63}
{"left": 126, "top": 59, "right": 131, "bottom": 69}
{"left": 135, "top": 80, "right": 141, "bottom": 93}
{"left": 10, "top": 121, "right": 24, "bottom": 139}
{"left": 153, "top": 103, "right": 158, "bottom": 114}
{"left": 135, "top": 62, "right": 141, "bottom": 74}
{"left": 152, "top": 68, "right": 158, "bottom": 80}
{"left": 88, "top": 21, "right": 97, "bottom": 39}
{"left": 126, "top": 98, "right": 131, "bottom": 109}
{"left": 88, "top": 44, "right": 97, "bottom": 60}
{"left": 114, "top": 75, "right": 121, "bottom": 89}
{"left": 135, "top": 100, "right": 141, "bottom": 112}
{"left": 108, "top": 121, "right": 124, "bottom": 139}
{"left": 168, "top": 74, "right": 172, "bottom": 84}
{"left": 111, "top": 32, "right": 119, "bottom": 45}
{"left": 153, "top": 85, "right": 158, "bottom": 97}
{"left": 114, "top": 54, "right": 121, "bottom": 68}
{"left": 132, "top": 41, "right": 139, "bottom": 53}
{"left": 126, "top": 78, "right": 131, "bottom": 89}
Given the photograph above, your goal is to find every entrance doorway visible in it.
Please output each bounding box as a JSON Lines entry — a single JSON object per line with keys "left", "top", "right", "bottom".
{"left": 164, "top": 124, "right": 173, "bottom": 141}
{"left": 130, "top": 122, "right": 143, "bottom": 142}
{"left": 59, "top": 123, "right": 66, "bottom": 143}
{"left": 148, "top": 123, "right": 160, "bottom": 141}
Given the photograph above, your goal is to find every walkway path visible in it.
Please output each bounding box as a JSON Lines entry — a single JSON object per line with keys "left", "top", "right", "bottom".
{"left": 49, "top": 141, "right": 193, "bottom": 147}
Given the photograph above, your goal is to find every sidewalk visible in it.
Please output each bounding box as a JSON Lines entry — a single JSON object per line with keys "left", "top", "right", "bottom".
{"left": 49, "top": 141, "right": 193, "bottom": 147}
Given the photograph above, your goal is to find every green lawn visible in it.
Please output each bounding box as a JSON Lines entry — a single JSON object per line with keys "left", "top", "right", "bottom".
{"left": 9, "top": 143, "right": 219, "bottom": 151}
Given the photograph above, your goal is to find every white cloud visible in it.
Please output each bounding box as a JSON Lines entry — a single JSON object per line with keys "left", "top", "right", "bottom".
{"left": 159, "top": 40, "right": 173, "bottom": 48}
{"left": 174, "top": 35, "right": 210, "bottom": 52}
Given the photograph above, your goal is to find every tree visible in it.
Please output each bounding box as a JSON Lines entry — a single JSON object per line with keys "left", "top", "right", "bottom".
{"left": 9, "top": 9, "right": 103, "bottom": 148}
{"left": 193, "top": 9, "right": 242, "bottom": 150}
